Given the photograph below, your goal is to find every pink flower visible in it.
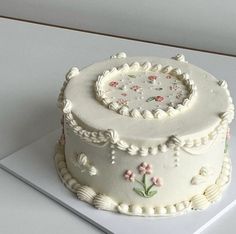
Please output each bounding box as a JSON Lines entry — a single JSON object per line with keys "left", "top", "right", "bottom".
{"left": 123, "top": 170, "right": 135, "bottom": 182}
{"left": 138, "top": 162, "right": 153, "bottom": 175}
{"left": 154, "top": 96, "right": 164, "bottom": 102}
{"left": 148, "top": 75, "right": 157, "bottom": 81}
{"left": 109, "top": 81, "right": 118, "bottom": 87}
{"left": 151, "top": 177, "right": 163, "bottom": 187}
{"left": 117, "top": 98, "right": 128, "bottom": 105}
{"left": 131, "top": 85, "right": 141, "bottom": 92}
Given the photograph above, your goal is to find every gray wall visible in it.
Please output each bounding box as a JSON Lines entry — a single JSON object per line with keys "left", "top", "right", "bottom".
{"left": 0, "top": 0, "right": 236, "bottom": 55}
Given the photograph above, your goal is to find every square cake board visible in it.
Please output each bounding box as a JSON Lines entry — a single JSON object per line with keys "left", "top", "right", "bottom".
{"left": 0, "top": 129, "right": 235, "bottom": 234}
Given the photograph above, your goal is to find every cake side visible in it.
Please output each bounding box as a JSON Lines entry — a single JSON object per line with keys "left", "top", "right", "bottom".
{"left": 55, "top": 135, "right": 231, "bottom": 216}
{"left": 56, "top": 53, "right": 234, "bottom": 216}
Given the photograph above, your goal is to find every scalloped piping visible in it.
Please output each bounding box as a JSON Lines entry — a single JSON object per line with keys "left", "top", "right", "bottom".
{"left": 60, "top": 99, "right": 230, "bottom": 156}
{"left": 110, "top": 52, "right": 127, "bottom": 59}
{"left": 171, "top": 54, "right": 188, "bottom": 63}
{"left": 57, "top": 67, "right": 80, "bottom": 109}
{"left": 58, "top": 58, "right": 234, "bottom": 156}
{"left": 55, "top": 143, "right": 231, "bottom": 217}
{"left": 94, "top": 62, "right": 197, "bottom": 119}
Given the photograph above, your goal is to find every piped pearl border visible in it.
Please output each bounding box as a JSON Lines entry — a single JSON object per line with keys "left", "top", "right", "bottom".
{"left": 60, "top": 98, "right": 232, "bottom": 156}
{"left": 95, "top": 62, "right": 197, "bottom": 119}
{"left": 61, "top": 101, "right": 228, "bottom": 156}
{"left": 55, "top": 143, "right": 231, "bottom": 217}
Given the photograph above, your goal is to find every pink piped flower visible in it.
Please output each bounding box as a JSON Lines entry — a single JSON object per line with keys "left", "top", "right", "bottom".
{"left": 109, "top": 81, "right": 118, "bottom": 87}
{"left": 148, "top": 75, "right": 157, "bottom": 81}
{"left": 151, "top": 176, "right": 163, "bottom": 187}
{"left": 138, "top": 162, "right": 153, "bottom": 175}
{"left": 131, "top": 85, "right": 141, "bottom": 92}
{"left": 117, "top": 98, "right": 128, "bottom": 105}
{"left": 154, "top": 96, "right": 164, "bottom": 102}
{"left": 124, "top": 170, "right": 135, "bottom": 182}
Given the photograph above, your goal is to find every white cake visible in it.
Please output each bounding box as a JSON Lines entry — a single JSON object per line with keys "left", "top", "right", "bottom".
{"left": 55, "top": 52, "right": 234, "bottom": 216}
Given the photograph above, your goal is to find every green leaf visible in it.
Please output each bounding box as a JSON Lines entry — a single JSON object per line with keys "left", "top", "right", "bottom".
{"left": 146, "top": 97, "right": 155, "bottom": 102}
{"left": 142, "top": 174, "right": 147, "bottom": 192}
{"left": 128, "top": 74, "right": 136, "bottom": 78}
{"left": 147, "top": 190, "right": 157, "bottom": 197}
{"left": 146, "top": 184, "right": 154, "bottom": 193}
{"left": 133, "top": 188, "right": 146, "bottom": 197}
{"left": 135, "top": 179, "right": 145, "bottom": 187}
{"left": 142, "top": 174, "right": 146, "bottom": 184}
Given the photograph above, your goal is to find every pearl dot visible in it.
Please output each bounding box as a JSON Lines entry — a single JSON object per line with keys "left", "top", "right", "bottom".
{"left": 174, "top": 151, "right": 180, "bottom": 156}
{"left": 174, "top": 158, "right": 180, "bottom": 162}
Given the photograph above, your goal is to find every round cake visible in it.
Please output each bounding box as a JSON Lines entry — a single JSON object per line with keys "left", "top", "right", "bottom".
{"left": 55, "top": 52, "right": 234, "bottom": 216}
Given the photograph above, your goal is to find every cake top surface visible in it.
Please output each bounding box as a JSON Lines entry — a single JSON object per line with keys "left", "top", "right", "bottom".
{"left": 94, "top": 62, "right": 196, "bottom": 119}
{"left": 63, "top": 53, "right": 233, "bottom": 145}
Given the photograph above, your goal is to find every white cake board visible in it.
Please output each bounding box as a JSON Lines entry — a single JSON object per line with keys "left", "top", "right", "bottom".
{"left": 0, "top": 129, "right": 235, "bottom": 234}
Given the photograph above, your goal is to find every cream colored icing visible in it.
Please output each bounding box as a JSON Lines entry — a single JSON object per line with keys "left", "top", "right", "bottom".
{"left": 171, "top": 54, "right": 187, "bottom": 63}
{"left": 110, "top": 52, "right": 127, "bottom": 59}
{"left": 63, "top": 55, "right": 234, "bottom": 147}
{"left": 60, "top": 99, "right": 230, "bottom": 156}
{"left": 94, "top": 63, "right": 197, "bottom": 119}
{"left": 55, "top": 144, "right": 231, "bottom": 216}
{"left": 55, "top": 53, "right": 234, "bottom": 217}
{"left": 70, "top": 152, "right": 97, "bottom": 176}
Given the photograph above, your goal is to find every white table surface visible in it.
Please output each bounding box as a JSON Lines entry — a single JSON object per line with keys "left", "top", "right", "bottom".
{"left": 0, "top": 17, "right": 235, "bottom": 234}
{"left": 1, "top": 0, "right": 236, "bottom": 55}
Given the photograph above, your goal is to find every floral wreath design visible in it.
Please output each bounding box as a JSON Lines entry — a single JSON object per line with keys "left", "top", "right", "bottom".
{"left": 123, "top": 162, "right": 163, "bottom": 198}
{"left": 94, "top": 62, "right": 197, "bottom": 119}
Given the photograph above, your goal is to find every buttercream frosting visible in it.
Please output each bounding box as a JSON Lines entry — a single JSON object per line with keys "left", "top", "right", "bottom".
{"left": 55, "top": 53, "right": 234, "bottom": 217}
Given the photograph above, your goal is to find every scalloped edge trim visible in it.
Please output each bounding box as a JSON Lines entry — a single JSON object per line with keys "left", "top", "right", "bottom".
{"left": 55, "top": 143, "right": 231, "bottom": 217}
{"left": 62, "top": 105, "right": 228, "bottom": 156}
{"left": 94, "top": 62, "right": 197, "bottom": 119}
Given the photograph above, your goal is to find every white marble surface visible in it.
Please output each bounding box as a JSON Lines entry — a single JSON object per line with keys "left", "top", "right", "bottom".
{"left": 0, "top": 17, "right": 235, "bottom": 233}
